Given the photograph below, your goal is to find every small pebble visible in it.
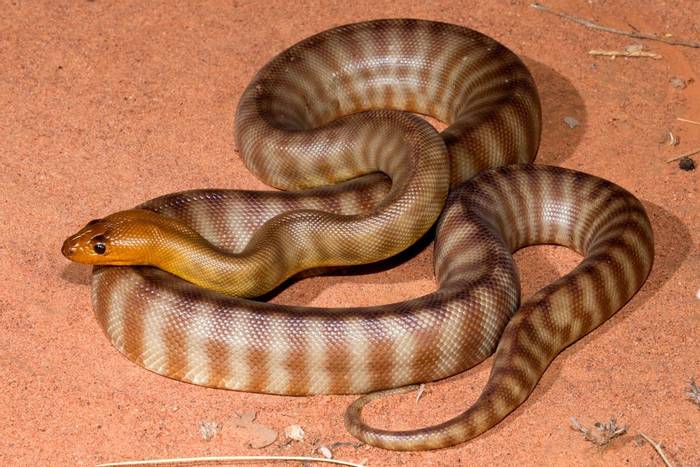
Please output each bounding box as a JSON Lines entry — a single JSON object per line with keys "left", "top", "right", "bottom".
{"left": 695, "top": 288, "right": 700, "bottom": 300}
{"left": 679, "top": 157, "right": 695, "bottom": 171}
{"left": 284, "top": 424, "right": 305, "bottom": 441}
{"left": 563, "top": 116, "right": 579, "bottom": 128}
{"left": 670, "top": 76, "right": 687, "bottom": 89}
{"left": 318, "top": 445, "right": 333, "bottom": 459}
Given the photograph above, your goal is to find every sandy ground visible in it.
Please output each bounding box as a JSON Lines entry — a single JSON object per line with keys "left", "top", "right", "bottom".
{"left": 2, "top": 1, "right": 699, "bottom": 465}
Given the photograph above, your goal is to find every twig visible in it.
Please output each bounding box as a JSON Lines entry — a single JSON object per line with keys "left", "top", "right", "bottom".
{"left": 666, "top": 147, "right": 700, "bottom": 163}
{"left": 570, "top": 417, "right": 627, "bottom": 447}
{"left": 589, "top": 49, "right": 661, "bottom": 59}
{"left": 637, "top": 432, "right": 674, "bottom": 467}
{"left": 415, "top": 383, "right": 426, "bottom": 402}
{"left": 688, "top": 378, "right": 700, "bottom": 407}
{"left": 531, "top": 3, "right": 700, "bottom": 48}
{"left": 327, "top": 441, "right": 365, "bottom": 451}
{"left": 97, "top": 455, "right": 366, "bottom": 467}
{"left": 665, "top": 131, "right": 679, "bottom": 146}
{"left": 677, "top": 117, "right": 700, "bottom": 125}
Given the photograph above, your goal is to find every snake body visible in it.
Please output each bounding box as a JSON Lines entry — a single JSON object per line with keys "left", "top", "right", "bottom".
{"left": 62, "top": 20, "right": 654, "bottom": 450}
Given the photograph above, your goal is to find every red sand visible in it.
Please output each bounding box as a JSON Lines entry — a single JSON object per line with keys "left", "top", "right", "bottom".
{"left": 2, "top": 1, "right": 699, "bottom": 465}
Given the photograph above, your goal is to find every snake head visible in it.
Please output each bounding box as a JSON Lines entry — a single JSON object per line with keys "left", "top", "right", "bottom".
{"left": 61, "top": 209, "right": 180, "bottom": 266}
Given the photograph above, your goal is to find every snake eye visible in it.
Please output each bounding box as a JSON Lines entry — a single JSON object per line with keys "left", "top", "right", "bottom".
{"left": 92, "top": 235, "right": 107, "bottom": 255}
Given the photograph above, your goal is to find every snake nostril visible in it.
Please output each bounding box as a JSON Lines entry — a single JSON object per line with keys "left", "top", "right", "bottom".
{"left": 61, "top": 239, "right": 77, "bottom": 258}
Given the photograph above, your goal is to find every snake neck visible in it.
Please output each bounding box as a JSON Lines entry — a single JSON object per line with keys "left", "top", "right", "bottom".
{"left": 155, "top": 226, "right": 280, "bottom": 298}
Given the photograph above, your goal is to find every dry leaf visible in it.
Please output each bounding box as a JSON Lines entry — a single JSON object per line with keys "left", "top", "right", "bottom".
{"left": 199, "top": 420, "right": 222, "bottom": 441}
{"left": 670, "top": 76, "right": 688, "bottom": 89}
{"left": 231, "top": 411, "right": 278, "bottom": 449}
{"left": 570, "top": 417, "right": 627, "bottom": 446}
{"left": 247, "top": 423, "right": 278, "bottom": 448}
{"left": 233, "top": 412, "right": 257, "bottom": 427}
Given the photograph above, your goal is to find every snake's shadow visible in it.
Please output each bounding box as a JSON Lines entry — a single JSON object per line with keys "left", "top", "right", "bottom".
{"left": 412, "top": 200, "right": 692, "bottom": 444}
{"left": 260, "top": 58, "right": 587, "bottom": 306}
{"left": 61, "top": 261, "right": 91, "bottom": 286}
{"left": 524, "top": 58, "right": 588, "bottom": 166}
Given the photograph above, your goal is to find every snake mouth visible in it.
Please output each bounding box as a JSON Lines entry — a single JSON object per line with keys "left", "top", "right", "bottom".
{"left": 61, "top": 237, "right": 78, "bottom": 258}
{"left": 62, "top": 223, "right": 109, "bottom": 262}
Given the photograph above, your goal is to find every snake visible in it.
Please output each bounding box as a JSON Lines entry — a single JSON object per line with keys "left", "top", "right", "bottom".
{"left": 61, "top": 19, "right": 654, "bottom": 450}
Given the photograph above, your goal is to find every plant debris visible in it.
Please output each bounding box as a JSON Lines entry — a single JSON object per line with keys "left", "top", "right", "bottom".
{"left": 199, "top": 420, "right": 222, "bottom": 441}
{"left": 667, "top": 148, "right": 700, "bottom": 163}
{"left": 284, "top": 424, "right": 305, "bottom": 442}
{"left": 328, "top": 441, "right": 365, "bottom": 451}
{"left": 668, "top": 132, "right": 679, "bottom": 146}
{"left": 589, "top": 49, "right": 661, "bottom": 59}
{"left": 563, "top": 116, "right": 579, "bottom": 128}
{"left": 98, "top": 455, "right": 367, "bottom": 467}
{"left": 636, "top": 432, "right": 674, "bottom": 467}
{"left": 669, "top": 77, "right": 689, "bottom": 89}
{"left": 531, "top": 2, "right": 700, "bottom": 48}
{"left": 415, "top": 383, "right": 426, "bottom": 402}
{"left": 688, "top": 378, "right": 700, "bottom": 407}
{"left": 570, "top": 417, "right": 627, "bottom": 447}
{"left": 659, "top": 131, "right": 679, "bottom": 146}
{"left": 232, "top": 411, "right": 278, "bottom": 449}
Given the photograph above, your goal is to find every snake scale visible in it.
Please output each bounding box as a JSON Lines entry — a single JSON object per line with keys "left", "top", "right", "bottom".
{"left": 62, "top": 19, "right": 654, "bottom": 450}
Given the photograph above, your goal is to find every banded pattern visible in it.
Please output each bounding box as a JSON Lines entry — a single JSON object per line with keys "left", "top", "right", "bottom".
{"left": 345, "top": 165, "right": 654, "bottom": 450}
{"left": 61, "top": 20, "right": 655, "bottom": 451}
{"left": 235, "top": 19, "right": 540, "bottom": 189}
{"left": 91, "top": 167, "right": 522, "bottom": 396}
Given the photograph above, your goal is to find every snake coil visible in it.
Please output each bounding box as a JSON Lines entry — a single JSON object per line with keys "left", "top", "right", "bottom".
{"left": 62, "top": 20, "right": 654, "bottom": 450}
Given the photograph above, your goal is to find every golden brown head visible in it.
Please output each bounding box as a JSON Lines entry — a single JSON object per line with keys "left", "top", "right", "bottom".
{"left": 61, "top": 209, "right": 184, "bottom": 266}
